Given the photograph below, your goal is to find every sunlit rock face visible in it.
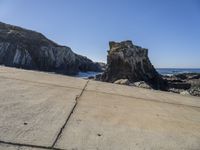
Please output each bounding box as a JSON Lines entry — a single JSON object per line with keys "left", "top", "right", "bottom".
{"left": 0, "top": 22, "right": 102, "bottom": 75}
{"left": 101, "top": 40, "right": 167, "bottom": 90}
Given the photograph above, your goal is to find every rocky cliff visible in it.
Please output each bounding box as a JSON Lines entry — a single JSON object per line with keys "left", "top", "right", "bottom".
{"left": 0, "top": 22, "right": 102, "bottom": 75}
{"left": 101, "top": 40, "right": 167, "bottom": 90}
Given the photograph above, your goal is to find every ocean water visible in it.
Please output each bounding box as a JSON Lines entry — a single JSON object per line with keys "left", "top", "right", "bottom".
{"left": 75, "top": 71, "right": 102, "bottom": 78}
{"left": 156, "top": 68, "right": 200, "bottom": 76}
{"left": 76, "top": 68, "right": 200, "bottom": 78}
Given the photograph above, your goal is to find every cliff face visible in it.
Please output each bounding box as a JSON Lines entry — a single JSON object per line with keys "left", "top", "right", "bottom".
{"left": 101, "top": 40, "right": 167, "bottom": 90}
{"left": 0, "top": 22, "right": 101, "bottom": 75}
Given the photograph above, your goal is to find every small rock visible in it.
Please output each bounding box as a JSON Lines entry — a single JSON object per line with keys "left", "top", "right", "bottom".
{"left": 168, "top": 88, "right": 183, "bottom": 94}
{"left": 189, "top": 86, "right": 200, "bottom": 97}
{"left": 180, "top": 90, "right": 190, "bottom": 96}
{"left": 95, "top": 74, "right": 102, "bottom": 81}
{"left": 133, "top": 81, "right": 152, "bottom": 89}
{"left": 88, "top": 76, "right": 94, "bottom": 79}
{"left": 114, "top": 79, "right": 130, "bottom": 85}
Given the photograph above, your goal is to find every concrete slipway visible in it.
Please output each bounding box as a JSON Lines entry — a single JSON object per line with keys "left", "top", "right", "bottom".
{"left": 0, "top": 66, "right": 200, "bottom": 150}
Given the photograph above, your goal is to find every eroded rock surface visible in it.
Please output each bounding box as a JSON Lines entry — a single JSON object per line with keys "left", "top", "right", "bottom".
{"left": 101, "top": 40, "right": 167, "bottom": 90}
{"left": 164, "top": 73, "right": 200, "bottom": 97}
{"left": 0, "top": 22, "right": 102, "bottom": 75}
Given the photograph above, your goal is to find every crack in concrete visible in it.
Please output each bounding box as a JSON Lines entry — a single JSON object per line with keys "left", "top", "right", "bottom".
{"left": 0, "top": 140, "right": 65, "bottom": 150}
{"left": 51, "top": 80, "right": 90, "bottom": 148}
{"left": 0, "top": 78, "right": 89, "bottom": 150}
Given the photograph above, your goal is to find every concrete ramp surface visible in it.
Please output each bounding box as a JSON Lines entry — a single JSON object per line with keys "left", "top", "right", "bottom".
{"left": 0, "top": 66, "right": 200, "bottom": 150}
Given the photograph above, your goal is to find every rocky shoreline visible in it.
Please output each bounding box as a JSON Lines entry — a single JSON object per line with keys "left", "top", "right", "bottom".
{"left": 91, "top": 72, "right": 200, "bottom": 97}
{"left": 164, "top": 73, "right": 200, "bottom": 96}
{"left": 1, "top": 22, "right": 199, "bottom": 97}
{"left": 100, "top": 40, "right": 167, "bottom": 90}
{"left": 92, "top": 40, "right": 200, "bottom": 97}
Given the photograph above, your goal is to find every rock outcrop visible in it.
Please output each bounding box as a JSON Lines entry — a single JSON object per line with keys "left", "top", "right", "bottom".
{"left": 164, "top": 73, "right": 200, "bottom": 97}
{"left": 0, "top": 22, "right": 102, "bottom": 75}
{"left": 101, "top": 40, "right": 167, "bottom": 90}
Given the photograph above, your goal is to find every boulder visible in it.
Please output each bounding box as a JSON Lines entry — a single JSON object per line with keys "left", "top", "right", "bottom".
{"left": 168, "top": 88, "right": 183, "bottom": 94}
{"left": 180, "top": 90, "right": 190, "bottom": 96}
{"left": 101, "top": 40, "right": 167, "bottom": 90}
{"left": 132, "top": 81, "right": 152, "bottom": 89}
{"left": 95, "top": 74, "right": 102, "bottom": 81}
{"left": 88, "top": 76, "right": 94, "bottom": 79}
{"left": 0, "top": 22, "right": 102, "bottom": 75}
{"left": 114, "top": 79, "right": 130, "bottom": 85}
{"left": 189, "top": 86, "right": 200, "bottom": 97}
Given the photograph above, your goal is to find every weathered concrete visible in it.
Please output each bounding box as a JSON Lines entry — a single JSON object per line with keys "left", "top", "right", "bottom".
{"left": 0, "top": 66, "right": 86, "bottom": 148}
{"left": 0, "top": 66, "right": 87, "bottom": 89}
{"left": 0, "top": 77, "right": 82, "bottom": 147}
{"left": 55, "top": 90, "right": 200, "bottom": 150}
{"left": 0, "top": 66, "right": 200, "bottom": 150}
{"left": 0, "top": 143, "right": 45, "bottom": 150}
{"left": 86, "top": 80, "right": 200, "bottom": 107}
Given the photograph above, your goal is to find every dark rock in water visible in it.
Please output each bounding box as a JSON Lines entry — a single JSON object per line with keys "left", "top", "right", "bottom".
{"left": 163, "top": 76, "right": 191, "bottom": 90}
{"left": 168, "top": 82, "right": 191, "bottom": 90}
{"left": 88, "top": 76, "right": 95, "bottom": 79}
{"left": 175, "top": 73, "right": 200, "bottom": 80}
{"left": 95, "top": 74, "right": 102, "bottom": 81}
{"left": 164, "top": 73, "right": 200, "bottom": 97}
{"left": 101, "top": 40, "right": 167, "bottom": 90}
{"left": 0, "top": 22, "right": 102, "bottom": 75}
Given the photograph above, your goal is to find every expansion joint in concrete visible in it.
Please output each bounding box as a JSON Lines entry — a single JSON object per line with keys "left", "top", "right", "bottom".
{"left": 0, "top": 140, "right": 65, "bottom": 150}
{"left": 51, "top": 80, "right": 89, "bottom": 148}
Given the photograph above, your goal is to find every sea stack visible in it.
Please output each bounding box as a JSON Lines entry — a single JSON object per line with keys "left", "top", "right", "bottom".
{"left": 101, "top": 40, "right": 167, "bottom": 90}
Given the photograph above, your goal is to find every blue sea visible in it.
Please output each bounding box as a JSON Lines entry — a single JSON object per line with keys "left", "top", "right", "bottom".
{"left": 76, "top": 68, "right": 200, "bottom": 78}
{"left": 75, "top": 71, "right": 102, "bottom": 78}
{"left": 156, "top": 68, "right": 200, "bottom": 76}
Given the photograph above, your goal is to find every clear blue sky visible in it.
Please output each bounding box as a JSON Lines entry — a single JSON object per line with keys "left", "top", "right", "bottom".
{"left": 0, "top": 0, "right": 200, "bottom": 68}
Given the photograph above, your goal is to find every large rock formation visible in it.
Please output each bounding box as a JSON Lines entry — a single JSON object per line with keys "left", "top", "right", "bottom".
{"left": 0, "top": 22, "right": 102, "bottom": 75}
{"left": 101, "top": 40, "right": 167, "bottom": 90}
